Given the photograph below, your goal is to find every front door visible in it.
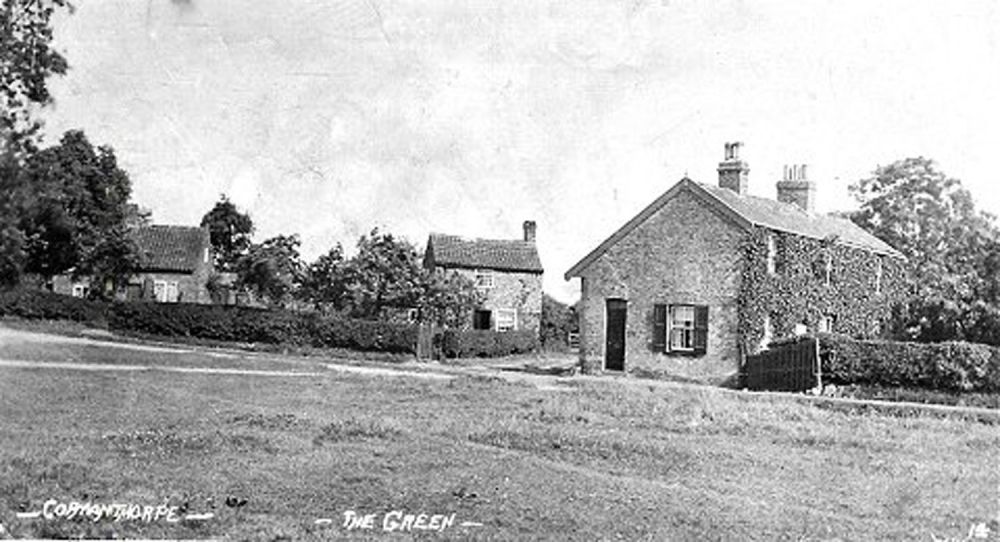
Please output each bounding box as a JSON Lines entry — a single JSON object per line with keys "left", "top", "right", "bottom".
{"left": 605, "top": 299, "right": 627, "bottom": 371}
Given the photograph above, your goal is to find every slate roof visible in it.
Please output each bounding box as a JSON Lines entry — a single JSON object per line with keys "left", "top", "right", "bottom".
{"left": 426, "top": 233, "right": 543, "bottom": 273}
{"left": 131, "top": 225, "right": 209, "bottom": 273}
{"left": 565, "top": 178, "right": 903, "bottom": 279}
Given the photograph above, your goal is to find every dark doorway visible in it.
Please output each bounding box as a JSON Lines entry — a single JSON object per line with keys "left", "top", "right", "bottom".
{"left": 605, "top": 299, "right": 627, "bottom": 371}
{"left": 473, "top": 310, "right": 492, "bottom": 330}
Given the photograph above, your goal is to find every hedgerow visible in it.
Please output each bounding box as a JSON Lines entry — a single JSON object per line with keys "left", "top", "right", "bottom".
{"left": 440, "top": 329, "right": 538, "bottom": 358}
{"left": 818, "top": 333, "right": 1000, "bottom": 393}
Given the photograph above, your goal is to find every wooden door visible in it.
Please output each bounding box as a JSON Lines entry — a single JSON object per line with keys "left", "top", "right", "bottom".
{"left": 605, "top": 299, "right": 627, "bottom": 371}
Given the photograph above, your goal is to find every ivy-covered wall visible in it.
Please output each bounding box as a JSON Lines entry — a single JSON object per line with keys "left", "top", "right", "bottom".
{"left": 738, "top": 226, "right": 907, "bottom": 354}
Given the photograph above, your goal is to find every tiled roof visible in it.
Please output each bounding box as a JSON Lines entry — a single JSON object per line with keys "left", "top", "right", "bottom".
{"left": 698, "top": 182, "right": 903, "bottom": 257}
{"left": 566, "top": 178, "right": 903, "bottom": 279}
{"left": 427, "top": 233, "right": 543, "bottom": 273}
{"left": 131, "top": 225, "right": 209, "bottom": 273}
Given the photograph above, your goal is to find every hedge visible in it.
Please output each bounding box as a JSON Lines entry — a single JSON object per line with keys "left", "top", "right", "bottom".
{"left": 0, "top": 288, "right": 418, "bottom": 354}
{"left": 440, "top": 329, "right": 538, "bottom": 358}
{"left": 817, "top": 333, "right": 1000, "bottom": 393}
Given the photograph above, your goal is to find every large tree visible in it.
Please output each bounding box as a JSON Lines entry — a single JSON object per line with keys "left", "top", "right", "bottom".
{"left": 340, "top": 229, "right": 425, "bottom": 319}
{"left": 849, "top": 157, "right": 1000, "bottom": 342}
{"left": 200, "top": 195, "right": 253, "bottom": 271}
{"left": 299, "top": 243, "right": 348, "bottom": 313}
{"left": 14, "top": 130, "right": 139, "bottom": 292}
{"left": 1, "top": 0, "right": 71, "bottom": 158}
{"left": 235, "top": 234, "right": 304, "bottom": 308}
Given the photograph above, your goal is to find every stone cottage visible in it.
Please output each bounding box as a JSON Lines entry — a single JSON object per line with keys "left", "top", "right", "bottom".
{"left": 424, "top": 221, "right": 544, "bottom": 334}
{"left": 564, "top": 143, "right": 905, "bottom": 381}
{"left": 53, "top": 225, "right": 215, "bottom": 304}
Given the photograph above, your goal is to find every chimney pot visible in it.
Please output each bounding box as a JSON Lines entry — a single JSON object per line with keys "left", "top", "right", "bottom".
{"left": 717, "top": 141, "right": 749, "bottom": 195}
{"left": 523, "top": 220, "right": 537, "bottom": 243}
{"left": 777, "top": 163, "right": 816, "bottom": 212}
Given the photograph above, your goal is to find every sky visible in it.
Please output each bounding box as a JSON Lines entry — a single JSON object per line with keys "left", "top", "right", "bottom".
{"left": 41, "top": 0, "right": 1000, "bottom": 303}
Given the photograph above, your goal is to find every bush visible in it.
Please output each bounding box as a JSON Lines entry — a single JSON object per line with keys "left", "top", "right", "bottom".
{"left": 0, "top": 288, "right": 108, "bottom": 323}
{"left": 817, "top": 333, "right": 1000, "bottom": 393}
{"left": 0, "top": 288, "right": 419, "bottom": 354}
{"left": 440, "top": 329, "right": 538, "bottom": 358}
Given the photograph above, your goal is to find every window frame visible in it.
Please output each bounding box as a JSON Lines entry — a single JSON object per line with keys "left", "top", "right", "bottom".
{"left": 655, "top": 303, "right": 708, "bottom": 356}
{"left": 474, "top": 269, "right": 494, "bottom": 289}
{"left": 495, "top": 308, "right": 517, "bottom": 332}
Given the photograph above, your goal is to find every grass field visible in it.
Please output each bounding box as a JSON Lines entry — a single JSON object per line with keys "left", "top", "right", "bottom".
{"left": 0, "top": 326, "right": 998, "bottom": 540}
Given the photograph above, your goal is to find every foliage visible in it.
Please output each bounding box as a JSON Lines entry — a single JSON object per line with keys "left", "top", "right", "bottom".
{"left": 0, "top": 0, "right": 71, "bottom": 158}
{"left": 540, "top": 293, "right": 578, "bottom": 349}
{"left": 11, "top": 130, "right": 139, "bottom": 293}
{"left": 818, "top": 333, "right": 1000, "bottom": 394}
{"left": 298, "top": 243, "right": 348, "bottom": 313}
{"left": 339, "top": 229, "right": 424, "bottom": 319}
{"left": 235, "top": 234, "right": 304, "bottom": 308}
{"left": 0, "top": 287, "right": 107, "bottom": 322}
{"left": 0, "top": 288, "right": 419, "bottom": 353}
{"left": 440, "top": 329, "right": 538, "bottom": 358}
{"left": 738, "top": 227, "right": 906, "bottom": 353}
{"left": 848, "top": 157, "right": 1000, "bottom": 343}
{"left": 200, "top": 195, "right": 253, "bottom": 271}
{"left": 417, "top": 268, "right": 483, "bottom": 328}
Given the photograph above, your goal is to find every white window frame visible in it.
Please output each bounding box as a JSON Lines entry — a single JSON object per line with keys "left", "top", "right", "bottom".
{"left": 818, "top": 316, "right": 832, "bottom": 333}
{"left": 794, "top": 323, "right": 809, "bottom": 336}
{"left": 875, "top": 257, "right": 883, "bottom": 294}
{"left": 154, "top": 280, "right": 180, "bottom": 303}
{"left": 669, "top": 305, "right": 695, "bottom": 351}
{"left": 71, "top": 284, "right": 88, "bottom": 298}
{"left": 766, "top": 234, "right": 776, "bottom": 275}
{"left": 759, "top": 315, "right": 773, "bottom": 351}
{"left": 824, "top": 253, "right": 833, "bottom": 286}
{"left": 495, "top": 309, "right": 517, "bottom": 332}
{"left": 474, "top": 269, "right": 494, "bottom": 289}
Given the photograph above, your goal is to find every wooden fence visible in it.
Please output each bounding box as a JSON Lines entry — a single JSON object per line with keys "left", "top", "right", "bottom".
{"left": 415, "top": 324, "right": 441, "bottom": 361}
{"left": 744, "top": 337, "right": 821, "bottom": 392}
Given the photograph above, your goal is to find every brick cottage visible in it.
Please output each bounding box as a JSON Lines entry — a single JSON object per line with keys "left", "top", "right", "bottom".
{"left": 424, "top": 221, "right": 543, "bottom": 334}
{"left": 565, "top": 143, "right": 905, "bottom": 382}
{"left": 53, "top": 225, "right": 215, "bottom": 304}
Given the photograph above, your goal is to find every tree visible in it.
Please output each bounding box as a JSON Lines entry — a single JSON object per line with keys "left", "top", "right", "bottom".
{"left": 1, "top": 0, "right": 71, "bottom": 158}
{"left": 235, "top": 234, "right": 304, "bottom": 307}
{"left": 849, "top": 157, "right": 1000, "bottom": 342}
{"left": 13, "top": 130, "right": 139, "bottom": 293}
{"left": 540, "top": 293, "right": 578, "bottom": 349}
{"left": 200, "top": 195, "right": 253, "bottom": 271}
{"left": 417, "top": 268, "right": 483, "bottom": 328}
{"left": 340, "top": 229, "right": 424, "bottom": 319}
{"left": 299, "top": 243, "right": 348, "bottom": 313}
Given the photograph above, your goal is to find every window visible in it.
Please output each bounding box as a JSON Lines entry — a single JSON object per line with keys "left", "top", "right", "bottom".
{"left": 71, "top": 284, "right": 89, "bottom": 298}
{"left": 794, "top": 323, "right": 808, "bottom": 336}
{"left": 875, "top": 257, "right": 883, "bottom": 294}
{"left": 653, "top": 304, "right": 708, "bottom": 355}
{"left": 766, "top": 234, "right": 776, "bottom": 275}
{"left": 154, "top": 280, "right": 180, "bottom": 303}
{"left": 203, "top": 247, "right": 210, "bottom": 264}
{"left": 759, "top": 315, "right": 773, "bottom": 351}
{"left": 825, "top": 253, "right": 833, "bottom": 286}
{"left": 495, "top": 309, "right": 517, "bottom": 332}
{"left": 473, "top": 310, "right": 492, "bottom": 330}
{"left": 819, "top": 315, "right": 835, "bottom": 333}
{"left": 474, "top": 270, "right": 494, "bottom": 289}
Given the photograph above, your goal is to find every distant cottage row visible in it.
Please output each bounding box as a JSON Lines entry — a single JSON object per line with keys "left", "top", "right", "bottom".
{"left": 52, "top": 142, "right": 904, "bottom": 383}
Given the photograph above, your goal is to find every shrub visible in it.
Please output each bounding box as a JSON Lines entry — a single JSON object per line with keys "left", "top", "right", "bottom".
{"left": 0, "top": 288, "right": 420, "bottom": 354}
{"left": 441, "top": 329, "right": 538, "bottom": 358}
{"left": 817, "top": 333, "right": 1000, "bottom": 393}
{"left": 0, "top": 288, "right": 108, "bottom": 323}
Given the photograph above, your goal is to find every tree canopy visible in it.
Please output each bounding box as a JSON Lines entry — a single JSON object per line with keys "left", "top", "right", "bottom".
{"left": 200, "top": 195, "right": 254, "bottom": 272}
{"left": 8, "top": 130, "right": 140, "bottom": 292}
{"left": 1, "top": 0, "right": 71, "bottom": 158}
{"left": 235, "top": 234, "right": 304, "bottom": 308}
{"left": 849, "top": 157, "right": 1000, "bottom": 343}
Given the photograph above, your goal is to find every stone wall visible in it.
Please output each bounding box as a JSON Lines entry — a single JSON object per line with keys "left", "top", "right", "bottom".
{"left": 450, "top": 268, "right": 543, "bottom": 334}
{"left": 576, "top": 188, "right": 745, "bottom": 381}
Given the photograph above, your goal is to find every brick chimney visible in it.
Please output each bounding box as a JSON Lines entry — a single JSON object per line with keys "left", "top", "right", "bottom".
{"left": 776, "top": 164, "right": 815, "bottom": 213}
{"left": 523, "top": 220, "right": 537, "bottom": 243}
{"left": 717, "top": 142, "right": 749, "bottom": 195}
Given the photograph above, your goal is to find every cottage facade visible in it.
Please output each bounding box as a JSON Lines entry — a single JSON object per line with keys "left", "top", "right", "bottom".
{"left": 565, "top": 143, "right": 905, "bottom": 382}
{"left": 53, "top": 225, "right": 215, "bottom": 304}
{"left": 424, "top": 221, "right": 544, "bottom": 334}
